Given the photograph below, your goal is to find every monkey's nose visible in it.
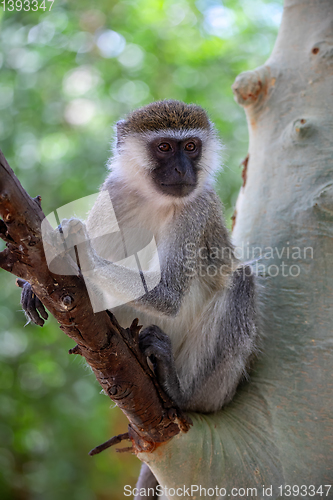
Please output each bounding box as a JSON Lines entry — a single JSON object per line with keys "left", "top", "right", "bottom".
{"left": 174, "top": 166, "right": 186, "bottom": 177}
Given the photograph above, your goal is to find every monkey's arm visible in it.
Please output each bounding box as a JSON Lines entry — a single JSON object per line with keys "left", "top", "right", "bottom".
{"left": 21, "top": 216, "right": 196, "bottom": 322}
{"left": 75, "top": 221, "right": 195, "bottom": 316}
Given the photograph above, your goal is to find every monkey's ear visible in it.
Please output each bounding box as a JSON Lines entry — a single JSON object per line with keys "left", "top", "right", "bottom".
{"left": 116, "top": 120, "right": 127, "bottom": 149}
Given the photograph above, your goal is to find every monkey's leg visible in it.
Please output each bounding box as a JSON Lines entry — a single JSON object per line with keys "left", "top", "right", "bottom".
{"left": 134, "top": 463, "right": 159, "bottom": 500}
{"left": 139, "top": 325, "right": 184, "bottom": 408}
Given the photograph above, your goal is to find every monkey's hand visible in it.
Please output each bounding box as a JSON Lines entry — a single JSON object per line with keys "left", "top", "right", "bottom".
{"left": 55, "top": 218, "right": 100, "bottom": 272}
{"left": 54, "top": 218, "right": 88, "bottom": 256}
{"left": 17, "top": 278, "right": 48, "bottom": 327}
{"left": 139, "top": 325, "right": 184, "bottom": 408}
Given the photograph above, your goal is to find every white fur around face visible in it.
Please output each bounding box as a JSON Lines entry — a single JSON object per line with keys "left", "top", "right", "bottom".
{"left": 107, "top": 128, "right": 224, "bottom": 208}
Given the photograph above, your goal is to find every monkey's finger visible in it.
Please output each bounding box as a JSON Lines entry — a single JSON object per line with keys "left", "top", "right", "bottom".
{"left": 35, "top": 296, "right": 48, "bottom": 321}
{"left": 27, "top": 293, "right": 46, "bottom": 326}
{"left": 20, "top": 282, "right": 31, "bottom": 311}
{"left": 16, "top": 278, "right": 28, "bottom": 289}
{"left": 139, "top": 325, "right": 171, "bottom": 344}
{"left": 22, "top": 302, "right": 44, "bottom": 327}
{"left": 26, "top": 299, "right": 45, "bottom": 327}
{"left": 20, "top": 282, "right": 45, "bottom": 327}
{"left": 141, "top": 344, "right": 170, "bottom": 362}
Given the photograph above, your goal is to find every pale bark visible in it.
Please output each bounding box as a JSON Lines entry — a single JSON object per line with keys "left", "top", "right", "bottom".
{"left": 138, "top": 0, "right": 333, "bottom": 497}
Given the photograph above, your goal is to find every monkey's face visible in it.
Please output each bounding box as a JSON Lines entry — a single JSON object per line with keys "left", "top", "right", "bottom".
{"left": 111, "top": 102, "right": 223, "bottom": 205}
{"left": 110, "top": 128, "right": 222, "bottom": 205}
{"left": 110, "top": 102, "right": 223, "bottom": 204}
{"left": 148, "top": 137, "right": 202, "bottom": 197}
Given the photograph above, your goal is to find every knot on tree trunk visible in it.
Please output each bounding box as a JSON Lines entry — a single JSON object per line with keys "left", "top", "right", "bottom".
{"left": 232, "top": 65, "right": 273, "bottom": 107}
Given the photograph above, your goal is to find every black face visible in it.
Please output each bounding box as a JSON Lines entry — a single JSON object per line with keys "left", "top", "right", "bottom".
{"left": 149, "top": 137, "right": 202, "bottom": 197}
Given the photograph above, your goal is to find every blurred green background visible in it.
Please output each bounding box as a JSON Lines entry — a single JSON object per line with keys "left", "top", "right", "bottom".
{"left": 0, "top": 0, "right": 282, "bottom": 498}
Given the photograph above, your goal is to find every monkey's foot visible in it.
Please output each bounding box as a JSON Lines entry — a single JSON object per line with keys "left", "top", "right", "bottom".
{"left": 18, "top": 278, "right": 48, "bottom": 326}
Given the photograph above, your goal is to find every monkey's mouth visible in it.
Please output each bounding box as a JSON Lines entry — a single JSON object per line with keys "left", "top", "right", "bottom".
{"left": 160, "top": 182, "right": 196, "bottom": 197}
{"left": 161, "top": 183, "right": 196, "bottom": 187}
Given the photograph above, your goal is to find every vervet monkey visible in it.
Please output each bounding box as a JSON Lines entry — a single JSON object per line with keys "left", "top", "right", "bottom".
{"left": 21, "top": 100, "right": 258, "bottom": 499}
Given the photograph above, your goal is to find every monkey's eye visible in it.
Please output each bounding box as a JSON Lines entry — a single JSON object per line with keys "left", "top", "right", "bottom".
{"left": 158, "top": 143, "right": 172, "bottom": 152}
{"left": 184, "top": 142, "right": 196, "bottom": 152}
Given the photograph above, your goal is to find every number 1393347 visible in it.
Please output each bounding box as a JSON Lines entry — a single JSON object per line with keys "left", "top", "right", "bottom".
{"left": 1, "top": 0, "right": 54, "bottom": 11}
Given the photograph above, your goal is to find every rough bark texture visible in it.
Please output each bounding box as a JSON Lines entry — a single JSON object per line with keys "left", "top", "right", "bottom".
{"left": 137, "top": 0, "right": 333, "bottom": 497}
{"left": 0, "top": 150, "right": 191, "bottom": 454}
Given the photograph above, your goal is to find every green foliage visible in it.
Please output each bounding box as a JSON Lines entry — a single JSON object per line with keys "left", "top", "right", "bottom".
{"left": 0, "top": 0, "right": 282, "bottom": 498}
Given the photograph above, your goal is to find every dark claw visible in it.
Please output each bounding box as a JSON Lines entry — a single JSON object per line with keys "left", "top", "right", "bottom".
{"left": 18, "top": 279, "right": 48, "bottom": 327}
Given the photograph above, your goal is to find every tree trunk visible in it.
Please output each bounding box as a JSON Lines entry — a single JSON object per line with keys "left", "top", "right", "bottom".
{"left": 137, "top": 0, "right": 333, "bottom": 497}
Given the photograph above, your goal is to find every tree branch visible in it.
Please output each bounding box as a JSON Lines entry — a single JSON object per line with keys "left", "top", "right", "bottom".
{"left": 0, "top": 149, "right": 192, "bottom": 454}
